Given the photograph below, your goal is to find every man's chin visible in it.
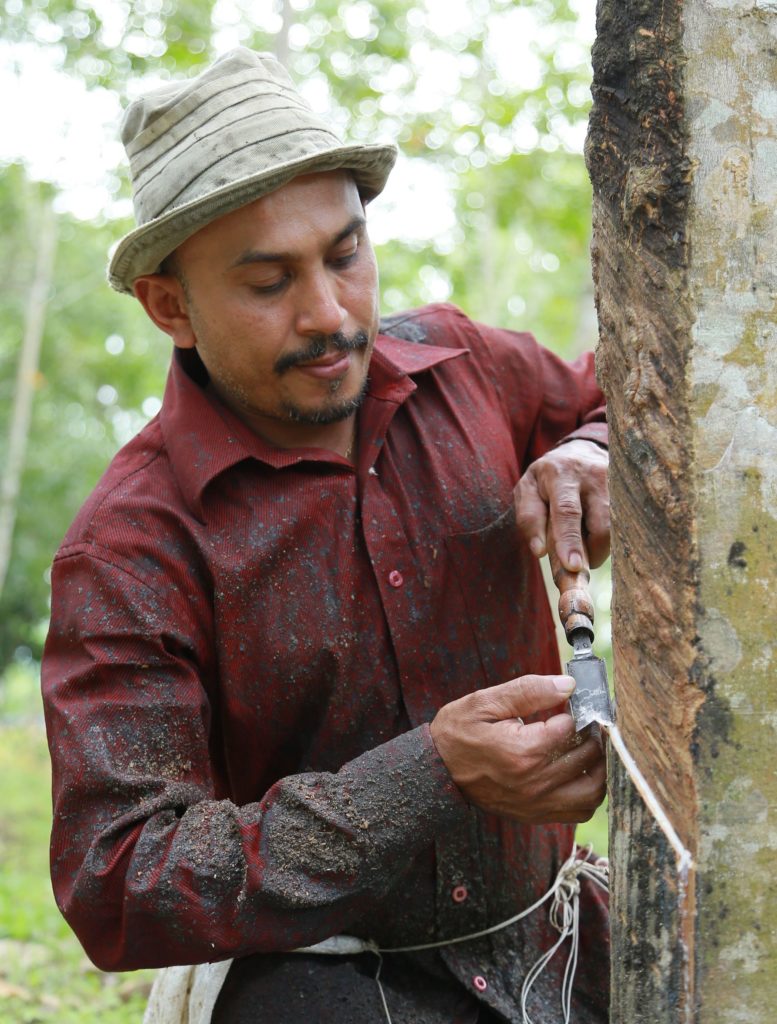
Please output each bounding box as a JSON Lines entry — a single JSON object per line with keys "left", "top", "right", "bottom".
{"left": 282, "top": 382, "right": 368, "bottom": 426}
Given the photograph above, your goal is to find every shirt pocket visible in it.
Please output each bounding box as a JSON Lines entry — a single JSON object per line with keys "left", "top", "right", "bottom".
{"left": 443, "top": 502, "right": 561, "bottom": 689}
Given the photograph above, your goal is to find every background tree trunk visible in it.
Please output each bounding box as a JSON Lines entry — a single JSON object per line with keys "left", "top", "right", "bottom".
{"left": 274, "top": 0, "right": 292, "bottom": 67}
{"left": 588, "top": 1, "right": 777, "bottom": 1020}
{"left": 0, "top": 200, "right": 58, "bottom": 600}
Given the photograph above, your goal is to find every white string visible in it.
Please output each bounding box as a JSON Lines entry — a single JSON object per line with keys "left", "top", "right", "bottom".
{"left": 293, "top": 720, "right": 688, "bottom": 1024}
{"left": 519, "top": 850, "right": 608, "bottom": 1024}
{"left": 601, "top": 721, "right": 693, "bottom": 872}
{"left": 372, "top": 950, "right": 393, "bottom": 1024}
{"left": 293, "top": 843, "right": 609, "bottom": 1024}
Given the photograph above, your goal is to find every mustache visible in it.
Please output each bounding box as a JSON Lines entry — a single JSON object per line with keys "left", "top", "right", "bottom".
{"left": 274, "top": 330, "right": 370, "bottom": 376}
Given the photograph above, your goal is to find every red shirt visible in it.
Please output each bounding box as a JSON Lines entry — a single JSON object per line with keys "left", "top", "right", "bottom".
{"left": 43, "top": 304, "right": 609, "bottom": 1021}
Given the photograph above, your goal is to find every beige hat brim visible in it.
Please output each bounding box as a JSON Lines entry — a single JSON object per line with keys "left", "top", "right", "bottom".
{"left": 108, "top": 141, "right": 397, "bottom": 294}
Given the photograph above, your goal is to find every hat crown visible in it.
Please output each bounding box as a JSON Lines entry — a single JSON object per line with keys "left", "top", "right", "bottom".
{"left": 122, "top": 48, "right": 343, "bottom": 228}
{"left": 120, "top": 50, "right": 299, "bottom": 150}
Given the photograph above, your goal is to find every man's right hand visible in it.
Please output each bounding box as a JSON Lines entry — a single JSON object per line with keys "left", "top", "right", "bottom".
{"left": 430, "top": 675, "right": 606, "bottom": 823}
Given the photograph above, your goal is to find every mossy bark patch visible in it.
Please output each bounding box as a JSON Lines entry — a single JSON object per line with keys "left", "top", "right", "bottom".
{"left": 590, "top": 0, "right": 777, "bottom": 1020}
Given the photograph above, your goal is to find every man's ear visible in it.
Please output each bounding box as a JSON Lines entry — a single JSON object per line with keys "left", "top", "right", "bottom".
{"left": 133, "top": 274, "right": 197, "bottom": 349}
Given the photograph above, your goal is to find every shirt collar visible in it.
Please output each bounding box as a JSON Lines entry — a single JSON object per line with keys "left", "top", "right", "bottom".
{"left": 160, "top": 334, "right": 467, "bottom": 520}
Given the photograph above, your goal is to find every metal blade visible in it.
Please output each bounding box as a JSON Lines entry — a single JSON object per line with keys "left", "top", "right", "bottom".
{"left": 565, "top": 651, "right": 613, "bottom": 732}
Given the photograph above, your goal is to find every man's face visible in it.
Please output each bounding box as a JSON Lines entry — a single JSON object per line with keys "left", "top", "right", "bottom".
{"left": 170, "top": 171, "right": 380, "bottom": 439}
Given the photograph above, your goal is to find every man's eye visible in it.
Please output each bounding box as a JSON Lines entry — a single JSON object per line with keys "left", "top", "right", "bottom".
{"left": 249, "top": 277, "right": 287, "bottom": 295}
{"left": 331, "top": 243, "right": 359, "bottom": 267}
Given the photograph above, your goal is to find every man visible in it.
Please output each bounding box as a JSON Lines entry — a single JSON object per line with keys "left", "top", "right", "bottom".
{"left": 42, "top": 48, "right": 610, "bottom": 1023}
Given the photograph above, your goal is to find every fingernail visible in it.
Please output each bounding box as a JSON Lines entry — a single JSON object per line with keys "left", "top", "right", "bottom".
{"left": 554, "top": 676, "right": 576, "bottom": 695}
{"left": 568, "top": 551, "right": 582, "bottom": 571}
{"left": 529, "top": 538, "right": 544, "bottom": 557}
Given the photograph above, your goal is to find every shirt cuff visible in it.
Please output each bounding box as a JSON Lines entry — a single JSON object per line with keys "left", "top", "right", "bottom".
{"left": 555, "top": 422, "right": 608, "bottom": 449}
{"left": 335, "top": 722, "right": 471, "bottom": 843}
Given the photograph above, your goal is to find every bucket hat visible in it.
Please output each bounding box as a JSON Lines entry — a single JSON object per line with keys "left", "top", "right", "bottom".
{"left": 108, "top": 47, "right": 397, "bottom": 293}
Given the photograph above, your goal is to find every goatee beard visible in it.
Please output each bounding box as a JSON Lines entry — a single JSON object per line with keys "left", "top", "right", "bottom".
{"left": 281, "top": 376, "right": 369, "bottom": 426}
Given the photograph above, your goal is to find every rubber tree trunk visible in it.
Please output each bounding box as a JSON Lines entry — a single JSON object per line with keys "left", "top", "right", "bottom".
{"left": 587, "top": 1, "right": 777, "bottom": 1021}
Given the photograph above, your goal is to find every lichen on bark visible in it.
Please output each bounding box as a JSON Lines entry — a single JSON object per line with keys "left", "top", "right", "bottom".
{"left": 589, "top": 0, "right": 777, "bottom": 1020}
{"left": 686, "top": 2, "right": 777, "bottom": 1017}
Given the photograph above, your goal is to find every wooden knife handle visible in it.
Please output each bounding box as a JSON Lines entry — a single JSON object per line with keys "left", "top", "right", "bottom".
{"left": 548, "top": 543, "right": 595, "bottom": 642}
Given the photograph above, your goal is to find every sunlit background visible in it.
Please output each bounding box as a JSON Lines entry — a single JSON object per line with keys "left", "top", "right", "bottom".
{"left": 0, "top": 2, "right": 609, "bottom": 1019}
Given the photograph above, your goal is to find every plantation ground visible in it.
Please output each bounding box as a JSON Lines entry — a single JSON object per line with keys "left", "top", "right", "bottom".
{"left": 0, "top": 722, "right": 156, "bottom": 1023}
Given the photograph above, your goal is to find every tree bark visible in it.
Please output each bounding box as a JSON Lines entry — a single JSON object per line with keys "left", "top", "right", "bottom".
{"left": 0, "top": 201, "right": 58, "bottom": 600}
{"left": 588, "top": 1, "right": 777, "bottom": 1020}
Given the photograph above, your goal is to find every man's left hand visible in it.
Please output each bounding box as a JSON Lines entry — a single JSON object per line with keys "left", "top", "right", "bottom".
{"left": 514, "top": 439, "right": 610, "bottom": 571}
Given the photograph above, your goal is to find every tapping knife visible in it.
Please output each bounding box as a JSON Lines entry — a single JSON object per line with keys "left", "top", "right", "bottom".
{"left": 548, "top": 545, "right": 614, "bottom": 732}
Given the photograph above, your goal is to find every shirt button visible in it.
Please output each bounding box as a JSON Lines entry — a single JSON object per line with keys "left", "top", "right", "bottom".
{"left": 473, "top": 975, "right": 488, "bottom": 992}
{"left": 388, "top": 570, "right": 403, "bottom": 588}
{"left": 451, "top": 885, "right": 468, "bottom": 904}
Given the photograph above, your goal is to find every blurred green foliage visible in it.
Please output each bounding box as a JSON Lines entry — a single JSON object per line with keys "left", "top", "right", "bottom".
{"left": 0, "top": 4, "right": 607, "bottom": 1013}
{"left": 1, "top": 0, "right": 598, "bottom": 672}
{"left": 0, "top": 167, "right": 172, "bottom": 670}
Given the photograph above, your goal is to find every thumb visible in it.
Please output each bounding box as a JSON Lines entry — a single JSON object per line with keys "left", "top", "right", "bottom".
{"left": 479, "top": 674, "right": 576, "bottom": 722}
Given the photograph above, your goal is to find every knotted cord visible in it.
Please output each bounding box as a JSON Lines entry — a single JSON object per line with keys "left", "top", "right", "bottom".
{"left": 294, "top": 843, "right": 609, "bottom": 1024}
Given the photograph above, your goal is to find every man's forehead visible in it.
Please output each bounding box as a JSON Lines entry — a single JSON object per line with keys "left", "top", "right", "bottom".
{"left": 177, "top": 169, "right": 363, "bottom": 263}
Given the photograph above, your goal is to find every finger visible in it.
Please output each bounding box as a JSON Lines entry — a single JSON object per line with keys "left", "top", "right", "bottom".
{"left": 505, "top": 762, "right": 608, "bottom": 824}
{"left": 547, "top": 483, "right": 585, "bottom": 572}
{"left": 482, "top": 705, "right": 576, "bottom": 760}
{"left": 584, "top": 529, "right": 610, "bottom": 570}
{"left": 511, "top": 721, "right": 604, "bottom": 784}
{"left": 580, "top": 474, "right": 611, "bottom": 569}
{"left": 537, "top": 762, "right": 608, "bottom": 821}
{"left": 560, "top": 758, "right": 608, "bottom": 807}
{"left": 545, "top": 734, "right": 606, "bottom": 782}
{"left": 476, "top": 674, "right": 576, "bottom": 723}
{"left": 514, "top": 471, "right": 549, "bottom": 558}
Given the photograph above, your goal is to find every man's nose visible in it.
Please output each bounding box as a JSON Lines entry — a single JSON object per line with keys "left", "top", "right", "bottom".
{"left": 295, "top": 270, "right": 346, "bottom": 337}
